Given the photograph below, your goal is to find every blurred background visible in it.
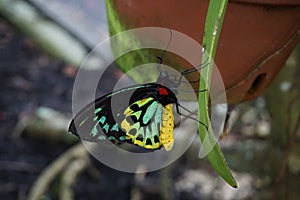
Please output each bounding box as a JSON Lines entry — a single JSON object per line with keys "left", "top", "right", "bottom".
{"left": 0, "top": 0, "right": 300, "bottom": 199}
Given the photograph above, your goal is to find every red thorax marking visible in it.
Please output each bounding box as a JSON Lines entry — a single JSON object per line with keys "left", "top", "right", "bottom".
{"left": 159, "top": 87, "right": 168, "bottom": 95}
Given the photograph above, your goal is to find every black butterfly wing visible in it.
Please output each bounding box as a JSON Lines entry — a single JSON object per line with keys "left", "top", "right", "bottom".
{"left": 68, "top": 83, "right": 176, "bottom": 150}
{"left": 68, "top": 91, "right": 127, "bottom": 144}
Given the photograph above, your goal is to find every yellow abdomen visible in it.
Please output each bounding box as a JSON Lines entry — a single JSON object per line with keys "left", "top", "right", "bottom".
{"left": 160, "top": 104, "right": 174, "bottom": 151}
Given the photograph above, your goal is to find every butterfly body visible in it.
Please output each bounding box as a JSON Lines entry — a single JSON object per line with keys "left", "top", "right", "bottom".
{"left": 69, "top": 83, "right": 178, "bottom": 151}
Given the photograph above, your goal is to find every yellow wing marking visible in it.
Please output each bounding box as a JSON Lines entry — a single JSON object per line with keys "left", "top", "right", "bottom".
{"left": 121, "top": 98, "right": 174, "bottom": 151}
{"left": 121, "top": 97, "right": 161, "bottom": 149}
{"left": 121, "top": 97, "right": 154, "bottom": 130}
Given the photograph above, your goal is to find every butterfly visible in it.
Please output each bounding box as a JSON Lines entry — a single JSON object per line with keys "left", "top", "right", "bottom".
{"left": 68, "top": 30, "right": 209, "bottom": 151}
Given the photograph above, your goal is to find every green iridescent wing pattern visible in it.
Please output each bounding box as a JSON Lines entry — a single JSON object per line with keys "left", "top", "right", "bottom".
{"left": 121, "top": 97, "right": 175, "bottom": 151}
{"left": 121, "top": 97, "right": 162, "bottom": 149}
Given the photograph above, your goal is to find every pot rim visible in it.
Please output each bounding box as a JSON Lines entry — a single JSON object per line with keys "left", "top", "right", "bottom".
{"left": 231, "top": 0, "right": 300, "bottom": 5}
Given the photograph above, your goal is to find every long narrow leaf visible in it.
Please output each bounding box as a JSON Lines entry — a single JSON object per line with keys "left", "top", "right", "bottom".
{"left": 198, "top": 0, "right": 237, "bottom": 188}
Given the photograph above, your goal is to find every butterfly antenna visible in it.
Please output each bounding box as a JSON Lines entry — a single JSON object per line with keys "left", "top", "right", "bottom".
{"left": 172, "top": 88, "right": 207, "bottom": 93}
{"left": 176, "top": 103, "right": 209, "bottom": 132}
{"left": 157, "top": 29, "right": 173, "bottom": 71}
{"left": 181, "top": 56, "right": 210, "bottom": 76}
{"left": 176, "top": 48, "right": 210, "bottom": 85}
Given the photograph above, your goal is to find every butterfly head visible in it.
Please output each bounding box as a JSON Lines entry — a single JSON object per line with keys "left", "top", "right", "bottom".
{"left": 156, "top": 70, "right": 180, "bottom": 94}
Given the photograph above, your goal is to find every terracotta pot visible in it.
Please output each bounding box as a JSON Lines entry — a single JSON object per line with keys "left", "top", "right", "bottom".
{"left": 107, "top": 0, "right": 300, "bottom": 104}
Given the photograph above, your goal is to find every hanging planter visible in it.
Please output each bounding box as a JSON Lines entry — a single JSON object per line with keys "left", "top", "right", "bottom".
{"left": 106, "top": 0, "right": 300, "bottom": 104}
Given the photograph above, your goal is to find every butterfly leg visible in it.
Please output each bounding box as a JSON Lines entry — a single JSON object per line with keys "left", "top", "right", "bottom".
{"left": 176, "top": 103, "right": 209, "bottom": 132}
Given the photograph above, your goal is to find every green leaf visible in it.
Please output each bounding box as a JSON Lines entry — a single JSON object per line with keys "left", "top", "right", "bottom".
{"left": 198, "top": 0, "right": 237, "bottom": 188}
